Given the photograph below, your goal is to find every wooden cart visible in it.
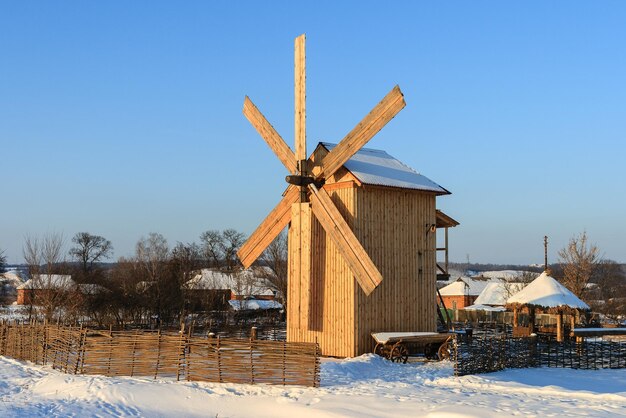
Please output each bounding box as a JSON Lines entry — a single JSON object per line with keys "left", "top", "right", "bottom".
{"left": 371, "top": 332, "right": 455, "bottom": 364}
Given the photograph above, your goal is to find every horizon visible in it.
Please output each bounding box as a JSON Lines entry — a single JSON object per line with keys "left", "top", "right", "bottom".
{"left": 2, "top": 2, "right": 626, "bottom": 265}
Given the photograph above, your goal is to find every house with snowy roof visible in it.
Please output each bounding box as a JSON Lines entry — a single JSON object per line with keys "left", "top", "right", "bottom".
{"left": 438, "top": 277, "right": 495, "bottom": 310}
{"left": 16, "top": 274, "right": 109, "bottom": 305}
{"left": 16, "top": 274, "right": 75, "bottom": 305}
{"left": 463, "top": 282, "right": 527, "bottom": 311}
{"left": 184, "top": 268, "right": 277, "bottom": 311}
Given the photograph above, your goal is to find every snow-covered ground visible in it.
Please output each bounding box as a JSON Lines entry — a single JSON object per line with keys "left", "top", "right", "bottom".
{"left": 1, "top": 354, "right": 624, "bottom": 417}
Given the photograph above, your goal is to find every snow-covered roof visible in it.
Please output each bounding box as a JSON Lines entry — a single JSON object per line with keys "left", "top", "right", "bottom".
{"left": 321, "top": 143, "right": 449, "bottom": 194}
{"left": 0, "top": 271, "right": 24, "bottom": 288}
{"left": 17, "top": 275, "right": 75, "bottom": 290}
{"left": 186, "top": 269, "right": 275, "bottom": 297}
{"left": 474, "top": 282, "right": 526, "bottom": 306}
{"left": 506, "top": 272, "right": 590, "bottom": 310}
{"left": 477, "top": 270, "right": 536, "bottom": 281}
{"left": 463, "top": 304, "right": 506, "bottom": 312}
{"left": 228, "top": 299, "right": 283, "bottom": 311}
{"left": 439, "top": 277, "right": 494, "bottom": 297}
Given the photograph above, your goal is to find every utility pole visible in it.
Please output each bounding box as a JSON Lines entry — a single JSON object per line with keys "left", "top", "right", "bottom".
{"left": 543, "top": 235, "right": 548, "bottom": 271}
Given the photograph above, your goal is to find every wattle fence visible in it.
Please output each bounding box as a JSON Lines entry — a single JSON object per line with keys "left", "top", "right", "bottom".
{"left": 0, "top": 323, "right": 320, "bottom": 387}
{"left": 455, "top": 334, "right": 626, "bottom": 376}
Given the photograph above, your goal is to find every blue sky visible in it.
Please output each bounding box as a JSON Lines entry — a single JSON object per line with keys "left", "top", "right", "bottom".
{"left": 1, "top": 2, "right": 625, "bottom": 265}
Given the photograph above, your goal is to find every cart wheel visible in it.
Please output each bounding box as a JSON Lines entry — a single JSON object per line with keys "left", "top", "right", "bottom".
{"left": 390, "top": 344, "right": 409, "bottom": 364}
{"left": 437, "top": 341, "right": 451, "bottom": 361}
{"left": 374, "top": 343, "right": 384, "bottom": 357}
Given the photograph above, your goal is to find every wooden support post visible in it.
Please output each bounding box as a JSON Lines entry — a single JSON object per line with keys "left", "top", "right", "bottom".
{"left": 217, "top": 336, "right": 222, "bottom": 383}
{"left": 250, "top": 326, "right": 258, "bottom": 340}
{"left": 444, "top": 227, "right": 449, "bottom": 273}
{"left": 513, "top": 307, "right": 519, "bottom": 327}
{"left": 556, "top": 311, "right": 563, "bottom": 342}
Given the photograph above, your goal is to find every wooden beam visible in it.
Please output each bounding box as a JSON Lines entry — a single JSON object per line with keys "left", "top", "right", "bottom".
{"left": 243, "top": 96, "right": 297, "bottom": 174}
{"left": 289, "top": 204, "right": 302, "bottom": 330}
{"left": 290, "top": 202, "right": 311, "bottom": 329}
{"left": 308, "top": 184, "right": 382, "bottom": 295}
{"left": 445, "top": 227, "right": 449, "bottom": 273}
{"left": 294, "top": 34, "right": 306, "bottom": 164}
{"left": 237, "top": 187, "right": 300, "bottom": 268}
{"left": 318, "top": 85, "right": 405, "bottom": 179}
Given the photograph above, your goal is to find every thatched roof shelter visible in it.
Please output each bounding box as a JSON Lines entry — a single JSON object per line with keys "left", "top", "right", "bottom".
{"left": 506, "top": 271, "right": 589, "bottom": 341}
{"left": 506, "top": 271, "right": 589, "bottom": 314}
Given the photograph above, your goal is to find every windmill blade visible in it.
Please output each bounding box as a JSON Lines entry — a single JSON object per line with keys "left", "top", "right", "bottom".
{"left": 243, "top": 96, "right": 298, "bottom": 174}
{"left": 237, "top": 187, "right": 300, "bottom": 268}
{"left": 294, "top": 34, "right": 306, "bottom": 164}
{"left": 317, "top": 85, "right": 405, "bottom": 179}
{"left": 308, "top": 184, "right": 382, "bottom": 296}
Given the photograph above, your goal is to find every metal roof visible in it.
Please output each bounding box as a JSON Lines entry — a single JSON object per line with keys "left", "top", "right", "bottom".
{"left": 320, "top": 142, "right": 450, "bottom": 194}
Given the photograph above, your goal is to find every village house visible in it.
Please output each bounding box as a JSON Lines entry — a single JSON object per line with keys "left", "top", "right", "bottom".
{"left": 183, "top": 268, "right": 277, "bottom": 311}
{"left": 438, "top": 277, "right": 493, "bottom": 310}
{"left": 464, "top": 281, "right": 527, "bottom": 311}
{"left": 16, "top": 274, "right": 75, "bottom": 305}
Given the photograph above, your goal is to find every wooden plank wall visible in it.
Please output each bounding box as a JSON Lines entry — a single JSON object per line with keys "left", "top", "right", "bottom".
{"left": 354, "top": 187, "right": 437, "bottom": 354}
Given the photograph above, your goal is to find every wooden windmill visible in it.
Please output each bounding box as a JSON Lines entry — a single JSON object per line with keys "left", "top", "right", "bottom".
{"left": 238, "top": 35, "right": 450, "bottom": 356}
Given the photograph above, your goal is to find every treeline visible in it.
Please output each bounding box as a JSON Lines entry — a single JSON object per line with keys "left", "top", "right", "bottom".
{"left": 18, "top": 229, "right": 287, "bottom": 328}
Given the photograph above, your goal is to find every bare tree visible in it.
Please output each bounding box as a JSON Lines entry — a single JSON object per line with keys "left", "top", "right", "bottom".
{"left": 0, "top": 248, "right": 10, "bottom": 304}
{"left": 108, "top": 256, "right": 149, "bottom": 326}
{"left": 23, "top": 235, "right": 42, "bottom": 278}
{"left": 221, "top": 229, "right": 246, "bottom": 272}
{"left": 22, "top": 232, "right": 70, "bottom": 322}
{"left": 590, "top": 260, "right": 626, "bottom": 322}
{"left": 170, "top": 242, "right": 202, "bottom": 324}
{"left": 69, "top": 232, "right": 113, "bottom": 281}
{"left": 135, "top": 233, "right": 169, "bottom": 326}
{"left": 136, "top": 233, "right": 169, "bottom": 282}
{"left": 558, "top": 231, "right": 600, "bottom": 299}
{"left": 200, "top": 230, "right": 224, "bottom": 268}
{"left": 0, "top": 248, "right": 6, "bottom": 273}
{"left": 261, "top": 230, "right": 288, "bottom": 307}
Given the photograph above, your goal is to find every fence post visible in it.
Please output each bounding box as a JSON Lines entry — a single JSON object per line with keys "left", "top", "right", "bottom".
{"left": 154, "top": 329, "right": 162, "bottom": 380}
{"left": 74, "top": 328, "right": 86, "bottom": 375}
{"left": 529, "top": 334, "right": 537, "bottom": 368}
{"left": 106, "top": 326, "right": 113, "bottom": 376}
{"left": 130, "top": 330, "right": 138, "bottom": 377}
{"left": 282, "top": 340, "right": 287, "bottom": 385}
{"left": 217, "top": 336, "right": 222, "bottom": 383}
{"left": 250, "top": 334, "right": 255, "bottom": 384}
{"left": 177, "top": 323, "right": 186, "bottom": 382}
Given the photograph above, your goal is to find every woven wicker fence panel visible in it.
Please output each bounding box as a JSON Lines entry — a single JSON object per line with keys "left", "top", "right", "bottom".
{"left": 185, "top": 336, "right": 320, "bottom": 386}
{"left": 0, "top": 324, "right": 320, "bottom": 387}
{"left": 455, "top": 334, "right": 626, "bottom": 376}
